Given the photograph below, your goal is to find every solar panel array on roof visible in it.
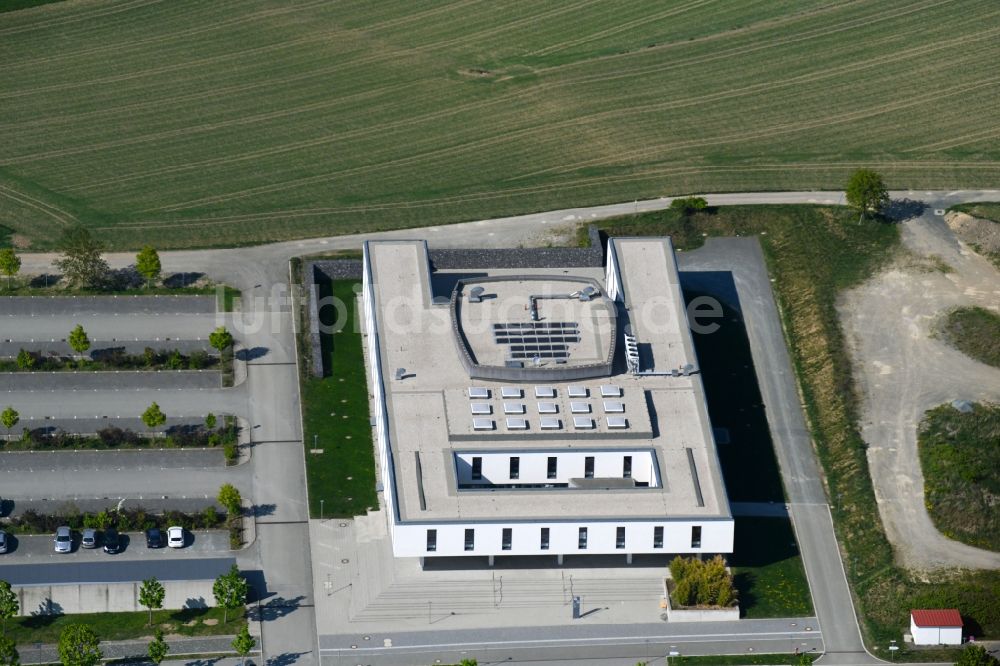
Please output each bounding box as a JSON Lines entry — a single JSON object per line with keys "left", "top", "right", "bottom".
{"left": 473, "top": 418, "right": 495, "bottom": 431}
{"left": 540, "top": 417, "right": 562, "bottom": 430}
{"left": 568, "top": 386, "right": 588, "bottom": 398}
{"left": 535, "top": 386, "right": 556, "bottom": 398}
{"left": 494, "top": 322, "right": 579, "bottom": 361}
{"left": 607, "top": 416, "right": 629, "bottom": 429}
{"left": 573, "top": 417, "right": 595, "bottom": 429}
{"left": 470, "top": 403, "right": 491, "bottom": 415}
{"left": 537, "top": 402, "right": 558, "bottom": 414}
{"left": 570, "top": 401, "right": 590, "bottom": 414}
{"left": 501, "top": 387, "right": 522, "bottom": 399}
{"left": 468, "top": 387, "right": 490, "bottom": 399}
{"left": 601, "top": 385, "right": 622, "bottom": 397}
{"left": 503, "top": 402, "right": 526, "bottom": 415}
{"left": 603, "top": 400, "right": 625, "bottom": 413}
{"left": 506, "top": 417, "right": 528, "bottom": 430}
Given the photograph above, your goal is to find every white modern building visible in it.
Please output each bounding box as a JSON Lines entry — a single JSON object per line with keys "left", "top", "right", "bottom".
{"left": 910, "top": 609, "right": 963, "bottom": 646}
{"left": 361, "top": 236, "right": 734, "bottom": 563}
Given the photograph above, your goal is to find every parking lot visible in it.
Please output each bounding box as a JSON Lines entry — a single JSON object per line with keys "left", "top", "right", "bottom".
{"left": 0, "top": 296, "right": 254, "bottom": 598}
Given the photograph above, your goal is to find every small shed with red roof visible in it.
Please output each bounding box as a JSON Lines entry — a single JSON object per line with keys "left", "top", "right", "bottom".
{"left": 910, "top": 609, "right": 963, "bottom": 645}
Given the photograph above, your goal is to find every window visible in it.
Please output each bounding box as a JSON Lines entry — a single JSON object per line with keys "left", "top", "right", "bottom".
{"left": 547, "top": 456, "right": 558, "bottom": 479}
{"left": 691, "top": 526, "right": 702, "bottom": 549}
{"left": 540, "top": 527, "right": 550, "bottom": 550}
{"left": 426, "top": 529, "right": 437, "bottom": 552}
{"left": 471, "top": 457, "right": 482, "bottom": 480}
{"left": 616, "top": 526, "right": 626, "bottom": 549}
{"left": 464, "top": 528, "right": 475, "bottom": 551}
{"left": 509, "top": 456, "right": 520, "bottom": 480}
{"left": 578, "top": 527, "right": 588, "bottom": 549}
{"left": 623, "top": 455, "right": 632, "bottom": 479}
{"left": 502, "top": 528, "right": 512, "bottom": 551}
{"left": 584, "top": 456, "right": 595, "bottom": 479}
{"left": 653, "top": 526, "right": 664, "bottom": 549}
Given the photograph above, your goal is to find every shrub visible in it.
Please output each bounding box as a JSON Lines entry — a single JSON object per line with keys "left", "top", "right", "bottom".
{"left": 670, "top": 196, "right": 709, "bottom": 214}
{"left": 669, "top": 555, "right": 738, "bottom": 608}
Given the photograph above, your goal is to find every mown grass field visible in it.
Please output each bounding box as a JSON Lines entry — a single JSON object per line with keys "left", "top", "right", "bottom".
{"left": 938, "top": 306, "right": 1000, "bottom": 368}
{"left": 2, "top": 0, "right": 999, "bottom": 250}
{"left": 918, "top": 402, "right": 1000, "bottom": 552}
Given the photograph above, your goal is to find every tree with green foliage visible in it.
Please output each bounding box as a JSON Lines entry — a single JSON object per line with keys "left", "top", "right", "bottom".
{"left": 231, "top": 623, "right": 255, "bottom": 666}
{"left": 54, "top": 226, "right": 109, "bottom": 289}
{"left": 0, "top": 249, "right": 20, "bottom": 290}
{"left": 141, "top": 402, "right": 166, "bottom": 435}
{"left": 0, "top": 408, "right": 18, "bottom": 442}
{"left": 138, "top": 578, "right": 165, "bottom": 626}
{"left": 213, "top": 565, "right": 248, "bottom": 624}
{"left": 670, "top": 196, "right": 708, "bottom": 215}
{"left": 217, "top": 483, "right": 242, "bottom": 516}
{"left": 205, "top": 413, "right": 217, "bottom": 430}
{"left": 845, "top": 168, "right": 889, "bottom": 223}
{"left": 209, "top": 326, "right": 234, "bottom": 353}
{"left": 68, "top": 324, "right": 91, "bottom": 355}
{"left": 135, "top": 246, "right": 162, "bottom": 288}
{"left": 0, "top": 581, "right": 18, "bottom": 634}
{"left": 458, "top": 660, "right": 478, "bottom": 666}
{"left": 796, "top": 652, "right": 816, "bottom": 665}
{"left": 956, "top": 644, "right": 1000, "bottom": 666}
{"left": 57, "top": 624, "right": 102, "bottom": 666}
{"left": 147, "top": 629, "right": 169, "bottom": 665}
{"left": 14, "top": 350, "right": 34, "bottom": 371}
{"left": 0, "top": 635, "right": 18, "bottom": 666}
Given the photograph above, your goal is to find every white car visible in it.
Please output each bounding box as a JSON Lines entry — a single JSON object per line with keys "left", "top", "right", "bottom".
{"left": 167, "top": 526, "right": 185, "bottom": 549}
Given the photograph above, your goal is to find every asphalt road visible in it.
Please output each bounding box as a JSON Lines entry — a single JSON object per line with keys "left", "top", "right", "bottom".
{"left": 1, "top": 312, "right": 223, "bottom": 341}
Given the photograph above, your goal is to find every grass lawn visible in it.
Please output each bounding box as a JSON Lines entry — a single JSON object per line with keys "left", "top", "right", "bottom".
{"left": 730, "top": 518, "right": 813, "bottom": 619}
{"left": 950, "top": 202, "right": 1000, "bottom": 224}
{"left": 589, "top": 204, "right": 1000, "bottom": 646}
{"left": 918, "top": 402, "right": 1000, "bottom": 552}
{"left": 300, "top": 279, "right": 377, "bottom": 518}
{"left": 7, "top": 607, "right": 245, "bottom": 644}
{"left": 938, "top": 306, "right": 1000, "bottom": 368}
{"left": 1, "top": 1, "right": 999, "bottom": 249}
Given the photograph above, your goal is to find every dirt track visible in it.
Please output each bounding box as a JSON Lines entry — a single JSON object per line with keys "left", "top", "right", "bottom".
{"left": 840, "top": 209, "right": 1000, "bottom": 571}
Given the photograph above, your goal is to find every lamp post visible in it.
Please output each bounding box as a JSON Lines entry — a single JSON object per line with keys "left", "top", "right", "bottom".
{"left": 320, "top": 499, "right": 324, "bottom": 521}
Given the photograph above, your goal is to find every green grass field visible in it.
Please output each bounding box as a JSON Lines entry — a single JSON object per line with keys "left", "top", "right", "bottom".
{"left": 938, "top": 306, "right": 1000, "bottom": 368}
{"left": 951, "top": 202, "right": 1000, "bottom": 223}
{"left": 918, "top": 402, "right": 1000, "bottom": 552}
{"left": 2, "top": 0, "right": 999, "bottom": 250}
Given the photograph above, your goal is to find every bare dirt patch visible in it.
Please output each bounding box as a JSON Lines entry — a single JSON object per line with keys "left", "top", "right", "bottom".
{"left": 945, "top": 211, "right": 1000, "bottom": 266}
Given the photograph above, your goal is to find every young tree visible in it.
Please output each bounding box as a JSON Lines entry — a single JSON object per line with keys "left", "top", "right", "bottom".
{"left": 14, "top": 350, "right": 34, "bottom": 371}
{"left": 213, "top": 565, "right": 249, "bottom": 624}
{"left": 0, "top": 635, "right": 18, "bottom": 666}
{"left": 217, "top": 483, "right": 242, "bottom": 516}
{"left": 68, "top": 324, "right": 91, "bottom": 355}
{"left": 0, "top": 249, "right": 20, "bottom": 290}
{"left": 669, "top": 196, "right": 708, "bottom": 215}
{"left": 57, "top": 624, "right": 102, "bottom": 666}
{"left": 845, "top": 168, "right": 889, "bottom": 223}
{"left": 135, "top": 246, "right": 162, "bottom": 289}
{"left": 956, "top": 644, "right": 1000, "bottom": 666}
{"left": 205, "top": 413, "right": 217, "bottom": 430}
{"left": 0, "top": 581, "right": 18, "bottom": 634}
{"left": 53, "top": 226, "right": 109, "bottom": 289}
{"left": 231, "top": 623, "right": 256, "bottom": 666}
{"left": 0, "top": 409, "right": 18, "bottom": 442}
{"left": 208, "top": 326, "right": 234, "bottom": 353}
{"left": 141, "top": 402, "right": 166, "bottom": 434}
{"left": 147, "top": 629, "right": 169, "bottom": 665}
{"left": 138, "top": 577, "right": 165, "bottom": 626}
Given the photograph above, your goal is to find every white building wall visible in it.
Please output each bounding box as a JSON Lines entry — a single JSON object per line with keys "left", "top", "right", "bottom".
{"left": 392, "top": 518, "right": 733, "bottom": 558}
{"left": 604, "top": 240, "right": 623, "bottom": 302}
{"left": 939, "top": 627, "right": 962, "bottom": 645}
{"left": 454, "top": 450, "right": 660, "bottom": 486}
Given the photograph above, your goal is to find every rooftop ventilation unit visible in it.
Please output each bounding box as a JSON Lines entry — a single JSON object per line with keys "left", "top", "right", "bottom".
{"left": 534, "top": 386, "right": 556, "bottom": 398}
{"left": 540, "top": 417, "right": 562, "bottom": 430}
{"left": 606, "top": 416, "right": 629, "bottom": 429}
{"left": 501, "top": 387, "right": 522, "bottom": 399}
{"left": 568, "top": 386, "right": 588, "bottom": 398}
{"left": 472, "top": 418, "right": 495, "bottom": 431}
{"left": 506, "top": 417, "right": 528, "bottom": 430}
{"left": 470, "top": 403, "right": 491, "bottom": 415}
{"left": 468, "top": 387, "right": 490, "bottom": 399}
{"left": 468, "top": 286, "right": 486, "bottom": 303}
{"left": 573, "top": 417, "right": 595, "bottom": 429}
{"left": 624, "top": 331, "right": 640, "bottom": 373}
{"left": 601, "top": 385, "right": 622, "bottom": 398}
{"left": 603, "top": 401, "right": 625, "bottom": 413}
{"left": 537, "top": 402, "right": 558, "bottom": 414}
{"left": 503, "top": 402, "right": 526, "bottom": 415}
{"left": 570, "top": 402, "right": 591, "bottom": 414}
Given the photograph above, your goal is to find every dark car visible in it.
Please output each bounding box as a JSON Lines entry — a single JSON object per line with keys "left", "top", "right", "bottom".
{"left": 145, "top": 527, "right": 163, "bottom": 548}
{"left": 103, "top": 529, "right": 122, "bottom": 554}
{"left": 0, "top": 530, "right": 8, "bottom": 554}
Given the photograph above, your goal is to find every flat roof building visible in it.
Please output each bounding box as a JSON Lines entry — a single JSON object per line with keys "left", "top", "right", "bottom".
{"left": 361, "top": 236, "right": 733, "bottom": 562}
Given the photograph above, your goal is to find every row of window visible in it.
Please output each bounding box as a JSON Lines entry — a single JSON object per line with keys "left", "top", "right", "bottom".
{"left": 425, "top": 525, "right": 702, "bottom": 552}
{"left": 470, "top": 455, "right": 633, "bottom": 481}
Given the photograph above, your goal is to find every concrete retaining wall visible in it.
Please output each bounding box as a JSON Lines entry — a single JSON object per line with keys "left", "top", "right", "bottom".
{"left": 17, "top": 581, "right": 214, "bottom": 615}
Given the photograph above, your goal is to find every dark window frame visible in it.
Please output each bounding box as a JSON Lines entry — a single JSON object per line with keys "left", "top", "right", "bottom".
{"left": 509, "top": 456, "right": 520, "bottom": 480}
{"left": 691, "top": 525, "right": 702, "bottom": 549}
{"left": 540, "top": 527, "right": 550, "bottom": 550}
{"left": 616, "top": 526, "right": 626, "bottom": 549}
{"left": 471, "top": 456, "right": 482, "bottom": 481}
{"left": 623, "top": 455, "right": 632, "bottom": 479}
{"left": 547, "top": 456, "right": 558, "bottom": 479}
{"left": 578, "top": 527, "right": 588, "bottom": 549}
{"left": 426, "top": 529, "right": 437, "bottom": 552}
{"left": 653, "top": 526, "right": 664, "bottom": 549}
{"left": 464, "top": 528, "right": 475, "bottom": 551}
{"left": 502, "top": 527, "right": 512, "bottom": 551}
{"left": 584, "top": 456, "right": 595, "bottom": 479}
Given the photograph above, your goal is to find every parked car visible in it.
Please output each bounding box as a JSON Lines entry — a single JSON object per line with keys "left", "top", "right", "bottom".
{"left": 145, "top": 527, "right": 163, "bottom": 548}
{"left": 103, "top": 528, "right": 122, "bottom": 554}
{"left": 81, "top": 528, "right": 98, "bottom": 549}
{"left": 167, "top": 526, "right": 185, "bottom": 549}
{"left": 54, "top": 526, "right": 72, "bottom": 553}
{"left": 0, "top": 530, "right": 7, "bottom": 554}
